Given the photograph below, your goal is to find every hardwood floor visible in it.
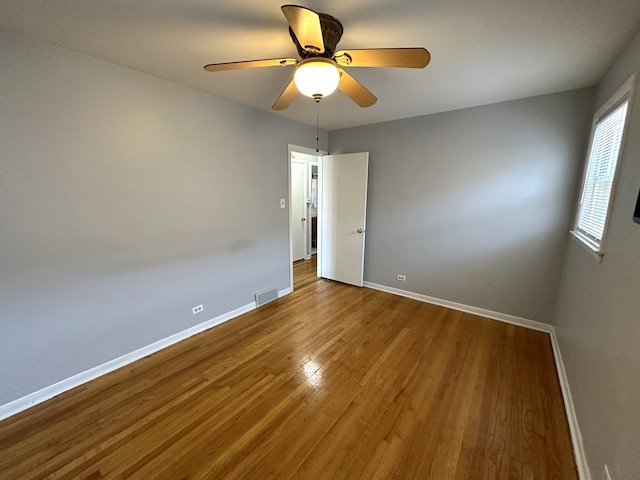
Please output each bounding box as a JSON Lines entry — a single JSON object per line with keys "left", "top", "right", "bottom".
{"left": 0, "top": 271, "right": 577, "bottom": 479}
{"left": 293, "top": 255, "right": 317, "bottom": 290}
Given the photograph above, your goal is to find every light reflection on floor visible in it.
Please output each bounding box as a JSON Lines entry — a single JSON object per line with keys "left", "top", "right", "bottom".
{"left": 302, "top": 360, "right": 322, "bottom": 387}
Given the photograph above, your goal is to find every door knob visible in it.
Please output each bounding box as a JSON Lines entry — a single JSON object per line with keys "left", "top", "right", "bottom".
{"left": 302, "top": 217, "right": 306, "bottom": 222}
{"left": 357, "top": 228, "right": 363, "bottom": 234}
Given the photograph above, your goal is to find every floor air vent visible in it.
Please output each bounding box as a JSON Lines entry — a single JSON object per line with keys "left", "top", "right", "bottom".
{"left": 255, "top": 287, "right": 278, "bottom": 307}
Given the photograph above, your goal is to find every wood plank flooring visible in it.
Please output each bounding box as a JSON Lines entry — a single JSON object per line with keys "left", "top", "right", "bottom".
{"left": 0, "top": 263, "right": 577, "bottom": 479}
{"left": 293, "top": 255, "right": 318, "bottom": 290}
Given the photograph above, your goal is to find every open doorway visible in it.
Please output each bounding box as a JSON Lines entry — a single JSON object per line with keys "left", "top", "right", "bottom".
{"left": 288, "top": 145, "right": 324, "bottom": 290}
{"left": 288, "top": 147, "right": 370, "bottom": 291}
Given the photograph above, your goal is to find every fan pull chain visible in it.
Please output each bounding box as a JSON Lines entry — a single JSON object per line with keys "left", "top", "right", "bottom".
{"left": 315, "top": 98, "right": 320, "bottom": 153}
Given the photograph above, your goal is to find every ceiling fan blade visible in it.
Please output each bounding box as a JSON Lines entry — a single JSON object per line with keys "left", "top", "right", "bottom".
{"left": 334, "top": 48, "right": 431, "bottom": 68}
{"left": 204, "top": 57, "right": 297, "bottom": 72}
{"left": 272, "top": 79, "right": 299, "bottom": 110}
{"left": 281, "top": 5, "right": 325, "bottom": 54}
{"left": 337, "top": 69, "right": 377, "bottom": 108}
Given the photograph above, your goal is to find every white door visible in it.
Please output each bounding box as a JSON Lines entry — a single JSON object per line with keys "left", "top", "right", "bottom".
{"left": 319, "top": 152, "right": 369, "bottom": 287}
{"left": 291, "top": 160, "right": 307, "bottom": 262}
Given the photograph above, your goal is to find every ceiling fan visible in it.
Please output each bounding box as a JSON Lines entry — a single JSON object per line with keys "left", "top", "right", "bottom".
{"left": 203, "top": 4, "right": 431, "bottom": 110}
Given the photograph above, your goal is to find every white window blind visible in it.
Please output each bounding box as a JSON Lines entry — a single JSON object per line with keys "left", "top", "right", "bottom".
{"left": 575, "top": 100, "right": 628, "bottom": 250}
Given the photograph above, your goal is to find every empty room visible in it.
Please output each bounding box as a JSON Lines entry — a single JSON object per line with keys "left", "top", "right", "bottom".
{"left": 1, "top": 1, "right": 640, "bottom": 479}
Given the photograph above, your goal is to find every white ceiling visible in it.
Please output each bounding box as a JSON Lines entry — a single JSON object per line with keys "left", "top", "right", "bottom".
{"left": 2, "top": 0, "right": 640, "bottom": 130}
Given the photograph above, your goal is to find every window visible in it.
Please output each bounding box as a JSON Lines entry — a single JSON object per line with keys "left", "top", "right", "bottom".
{"left": 572, "top": 74, "right": 636, "bottom": 257}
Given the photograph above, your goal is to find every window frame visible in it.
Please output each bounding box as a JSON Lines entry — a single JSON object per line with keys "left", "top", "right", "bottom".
{"left": 571, "top": 73, "right": 637, "bottom": 260}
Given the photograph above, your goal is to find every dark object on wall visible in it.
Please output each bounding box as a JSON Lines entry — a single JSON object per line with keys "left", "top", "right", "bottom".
{"left": 634, "top": 187, "right": 640, "bottom": 224}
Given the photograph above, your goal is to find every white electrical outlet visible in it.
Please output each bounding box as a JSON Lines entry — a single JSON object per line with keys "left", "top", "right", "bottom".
{"left": 192, "top": 304, "right": 204, "bottom": 315}
{"left": 397, "top": 274, "right": 406, "bottom": 281}
{"left": 602, "top": 465, "right": 612, "bottom": 480}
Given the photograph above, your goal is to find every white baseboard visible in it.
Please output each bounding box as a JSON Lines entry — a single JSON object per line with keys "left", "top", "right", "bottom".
{"left": 278, "top": 287, "right": 292, "bottom": 297}
{"left": 0, "top": 283, "right": 589, "bottom": 479}
{"left": 0, "top": 287, "right": 295, "bottom": 422}
{"left": 364, "top": 281, "right": 590, "bottom": 480}
{"left": 549, "top": 329, "right": 592, "bottom": 480}
{"left": 363, "top": 282, "right": 553, "bottom": 333}
{"left": 0, "top": 298, "right": 268, "bottom": 422}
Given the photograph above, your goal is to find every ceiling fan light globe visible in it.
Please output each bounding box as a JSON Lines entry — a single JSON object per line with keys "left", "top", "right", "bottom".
{"left": 294, "top": 59, "right": 340, "bottom": 98}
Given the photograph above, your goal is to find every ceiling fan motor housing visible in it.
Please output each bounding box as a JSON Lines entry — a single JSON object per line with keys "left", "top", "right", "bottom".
{"left": 290, "top": 12, "right": 344, "bottom": 59}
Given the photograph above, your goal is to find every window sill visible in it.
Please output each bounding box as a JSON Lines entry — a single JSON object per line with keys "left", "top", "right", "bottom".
{"left": 570, "top": 230, "right": 603, "bottom": 263}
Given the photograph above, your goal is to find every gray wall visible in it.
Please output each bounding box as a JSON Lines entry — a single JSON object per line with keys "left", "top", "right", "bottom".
{"left": 329, "top": 89, "right": 595, "bottom": 324}
{"left": 0, "top": 30, "right": 327, "bottom": 405}
{"left": 553, "top": 27, "right": 640, "bottom": 480}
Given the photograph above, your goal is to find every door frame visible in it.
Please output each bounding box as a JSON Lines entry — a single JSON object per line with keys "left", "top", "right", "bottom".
{"left": 288, "top": 144, "right": 327, "bottom": 291}
{"left": 290, "top": 158, "right": 308, "bottom": 263}
{"left": 307, "top": 160, "right": 319, "bottom": 258}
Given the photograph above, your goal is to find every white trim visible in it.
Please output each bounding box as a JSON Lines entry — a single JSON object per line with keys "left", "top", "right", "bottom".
{"left": 291, "top": 158, "right": 309, "bottom": 262}
{"left": 288, "top": 144, "right": 326, "bottom": 292}
{"left": 0, "top": 281, "right": 589, "bottom": 479}
{"left": 364, "top": 281, "right": 591, "bottom": 480}
{"left": 278, "top": 287, "right": 292, "bottom": 298}
{"left": 0, "top": 286, "right": 295, "bottom": 422}
{"left": 571, "top": 72, "right": 637, "bottom": 257}
{"left": 317, "top": 155, "right": 324, "bottom": 279}
{"left": 363, "top": 282, "right": 553, "bottom": 332}
{"left": 570, "top": 230, "right": 603, "bottom": 263}
{"left": 0, "top": 300, "right": 257, "bottom": 421}
{"left": 596, "top": 73, "right": 637, "bottom": 119}
{"left": 307, "top": 160, "right": 319, "bottom": 260}
{"left": 549, "top": 329, "right": 592, "bottom": 480}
